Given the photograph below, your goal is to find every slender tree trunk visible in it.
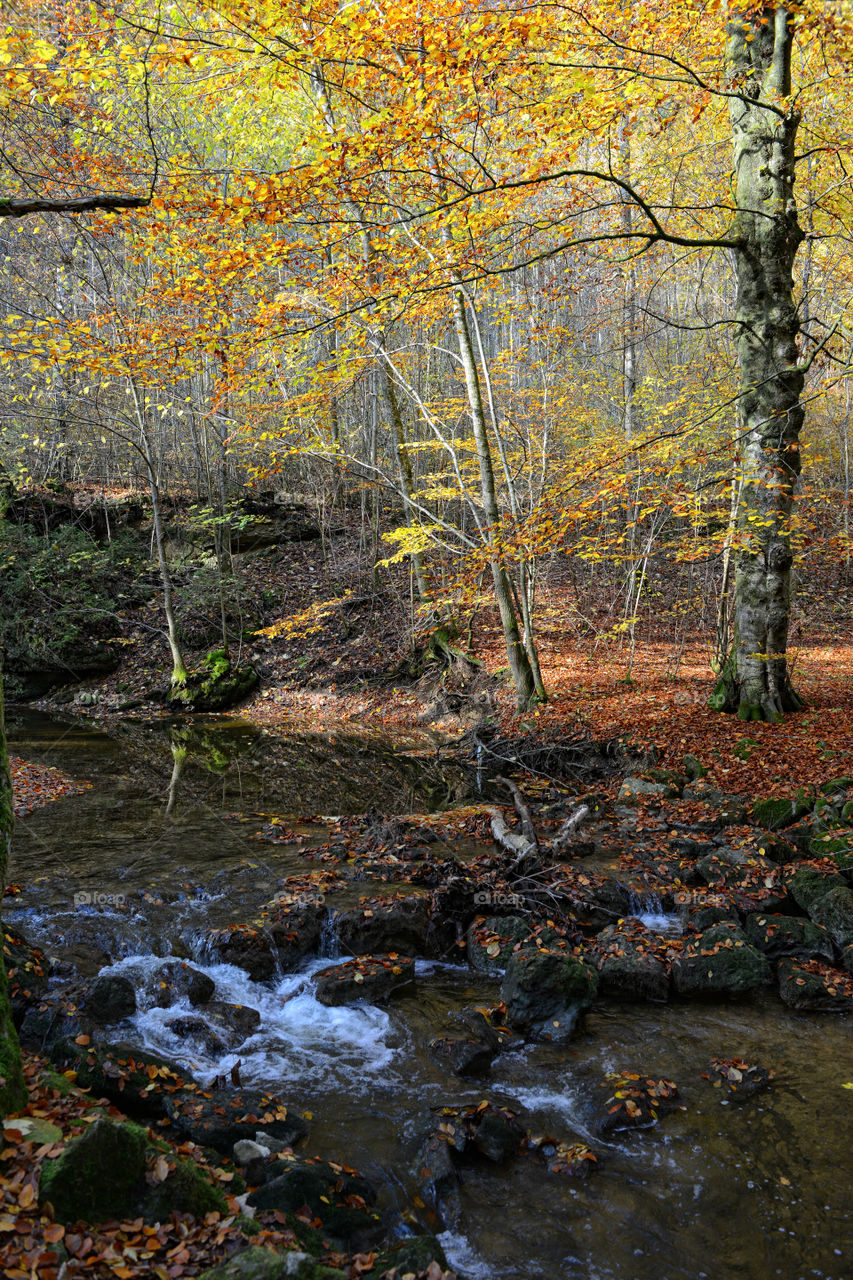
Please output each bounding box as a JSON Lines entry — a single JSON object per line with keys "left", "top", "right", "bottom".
{"left": 711, "top": 3, "right": 805, "bottom": 721}
{"left": 130, "top": 381, "right": 188, "bottom": 688}
{"left": 450, "top": 287, "right": 537, "bottom": 708}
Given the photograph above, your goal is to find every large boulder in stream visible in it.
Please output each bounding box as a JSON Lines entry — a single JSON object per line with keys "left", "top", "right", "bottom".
{"left": 591, "top": 923, "right": 671, "bottom": 1002}
{"left": 80, "top": 974, "right": 137, "bottom": 1024}
{"left": 501, "top": 950, "right": 598, "bottom": 1042}
{"left": 672, "top": 924, "right": 772, "bottom": 997}
{"left": 777, "top": 958, "right": 853, "bottom": 1011}
{"left": 786, "top": 866, "right": 847, "bottom": 914}
{"left": 209, "top": 903, "right": 325, "bottom": 980}
{"left": 334, "top": 894, "right": 440, "bottom": 958}
{"left": 806, "top": 885, "right": 853, "bottom": 949}
{"left": 744, "top": 913, "right": 835, "bottom": 964}
{"left": 312, "top": 954, "right": 414, "bottom": 1005}
{"left": 39, "top": 1118, "right": 227, "bottom": 1224}
{"left": 152, "top": 959, "right": 216, "bottom": 1008}
{"left": 466, "top": 914, "right": 530, "bottom": 972}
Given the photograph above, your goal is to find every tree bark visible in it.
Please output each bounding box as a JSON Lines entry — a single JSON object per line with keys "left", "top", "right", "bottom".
{"left": 711, "top": 3, "right": 805, "bottom": 721}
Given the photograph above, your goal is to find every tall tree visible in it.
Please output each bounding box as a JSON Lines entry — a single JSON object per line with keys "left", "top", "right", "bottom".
{"left": 710, "top": 2, "right": 805, "bottom": 720}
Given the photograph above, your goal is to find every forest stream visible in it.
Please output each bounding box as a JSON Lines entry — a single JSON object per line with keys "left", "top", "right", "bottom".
{"left": 5, "top": 709, "right": 852, "bottom": 1280}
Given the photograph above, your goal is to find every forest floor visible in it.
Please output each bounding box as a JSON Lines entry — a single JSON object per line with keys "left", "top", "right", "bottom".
{"left": 38, "top": 502, "right": 853, "bottom": 802}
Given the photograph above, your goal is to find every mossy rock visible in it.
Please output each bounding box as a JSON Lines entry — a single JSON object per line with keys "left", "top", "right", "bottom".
{"left": 683, "top": 753, "right": 708, "bottom": 781}
{"left": 808, "top": 830, "right": 853, "bottom": 860}
{"left": 807, "top": 885, "right": 853, "bottom": 949}
{"left": 198, "top": 1248, "right": 346, "bottom": 1280}
{"left": 168, "top": 650, "right": 259, "bottom": 712}
{"left": 247, "top": 1159, "right": 382, "bottom": 1250}
{"left": 750, "top": 797, "right": 811, "bottom": 831}
{"left": 787, "top": 867, "right": 847, "bottom": 915}
{"left": 367, "top": 1234, "right": 450, "bottom": 1279}
{"left": 39, "top": 1118, "right": 227, "bottom": 1224}
{"left": 819, "top": 776, "right": 853, "bottom": 797}
{"left": 744, "top": 914, "right": 835, "bottom": 964}
{"left": 777, "top": 959, "right": 853, "bottom": 1012}
{"left": 466, "top": 915, "right": 530, "bottom": 973}
{"left": 672, "top": 925, "right": 771, "bottom": 996}
{"left": 501, "top": 950, "right": 598, "bottom": 1042}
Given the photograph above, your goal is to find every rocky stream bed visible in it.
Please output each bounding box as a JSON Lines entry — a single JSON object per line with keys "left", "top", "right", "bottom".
{"left": 3, "top": 709, "right": 853, "bottom": 1279}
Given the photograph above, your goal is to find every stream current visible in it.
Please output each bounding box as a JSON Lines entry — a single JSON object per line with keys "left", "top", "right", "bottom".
{"left": 6, "top": 708, "right": 853, "bottom": 1280}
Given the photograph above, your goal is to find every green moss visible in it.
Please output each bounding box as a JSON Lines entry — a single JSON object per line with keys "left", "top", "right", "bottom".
{"left": 751, "top": 796, "right": 811, "bottom": 830}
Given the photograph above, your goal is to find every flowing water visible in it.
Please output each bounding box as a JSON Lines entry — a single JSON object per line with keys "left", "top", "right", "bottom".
{"left": 6, "top": 709, "right": 853, "bottom": 1279}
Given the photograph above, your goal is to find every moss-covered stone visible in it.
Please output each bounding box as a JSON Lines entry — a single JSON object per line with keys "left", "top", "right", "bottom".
{"left": 750, "top": 796, "right": 811, "bottom": 831}
{"left": 820, "top": 776, "right": 853, "bottom": 797}
{"left": 787, "top": 867, "right": 846, "bottom": 914}
{"left": 39, "top": 1117, "right": 227, "bottom": 1224}
{"left": 247, "top": 1159, "right": 382, "bottom": 1250}
{"left": 198, "top": 1247, "right": 347, "bottom": 1280}
{"left": 744, "top": 913, "right": 834, "bottom": 963}
{"left": 466, "top": 915, "right": 530, "bottom": 973}
{"left": 683, "top": 753, "right": 708, "bottom": 781}
{"left": 807, "top": 885, "right": 853, "bottom": 949}
{"left": 501, "top": 950, "right": 598, "bottom": 1042}
{"left": 672, "top": 924, "right": 771, "bottom": 996}
{"left": 167, "top": 649, "right": 258, "bottom": 712}
{"left": 367, "top": 1235, "right": 449, "bottom": 1279}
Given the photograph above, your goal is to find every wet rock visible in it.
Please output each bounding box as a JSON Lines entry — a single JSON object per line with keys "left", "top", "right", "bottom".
{"left": 164, "top": 1014, "right": 227, "bottom": 1056}
{"left": 459, "top": 1004, "right": 523, "bottom": 1053}
{"left": 312, "top": 954, "right": 414, "bottom": 1006}
{"left": 744, "top": 913, "right": 835, "bottom": 963}
{"left": 674, "top": 889, "right": 741, "bottom": 933}
{"left": 592, "top": 923, "right": 670, "bottom": 1002}
{"left": 472, "top": 1108, "right": 522, "bottom": 1162}
{"left": 750, "top": 796, "right": 812, "bottom": 831}
{"left": 81, "top": 974, "right": 137, "bottom": 1024}
{"left": 594, "top": 1071, "right": 680, "bottom": 1135}
{"left": 466, "top": 914, "right": 529, "bottom": 972}
{"left": 334, "top": 895, "right": 437, "bottom": 958}
{"left": 704, "top": 1057, "right": 774, "bottom": 1096}
{"left": 501, "top": 950, "right": 598, "bottom": 1042}
{"left": 164, "top": 1088, "right": 308, "bottom": 1154}
{"left": 234, "top": 1138, "right": 270, "bottom": 1165}
{"left": 777, "top": 958, "right": 853, "bottom": 1011}
{"left": 807, "top": 885, "right": 853, "bottom": 949}
{"left": 19, "top": 995, "right": 93, "bottom": 1056}
{"left": 206, "top": 1000, "right": 262, "bottom": 1042}
{"left": 413, "top": 1128, "right": 461, "bottom": 1224}
{"left": 210, "top": 903, "right": 325, "bottom": 980}
{"left": 152, "top": 960, "right": 216, "bottom": 1008}
{"left": 247, "top": 1158, "right": 383, "bottom": 1250}
{"left": 523, "top": 1134, "right": 598, "bottom": 1177}
{"left": 39, "top": 1117, "right": 226, "bottom": 1224}
{"left": 56, "top": 1042, "right": 188, "bottom": 1119}
{"left": 787, "top": 867, "right": 846, "bottom": 914}
{"left": 3, "top": 925, "right": 48, "bottom": 1024}
{"left": 369, "top": 1236, "right": 449, "bottom": 1280}
{"left": 428, "top": 1036, "right": 496, "bottom": 1076}
{"left": 672, "top": 924, "right": 772, "bottom": 996}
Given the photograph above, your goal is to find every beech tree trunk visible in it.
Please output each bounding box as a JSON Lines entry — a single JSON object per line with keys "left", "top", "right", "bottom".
{"left": 711, "top": 4, "right": 805, "bottom": 722}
